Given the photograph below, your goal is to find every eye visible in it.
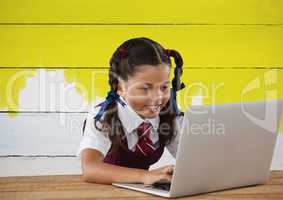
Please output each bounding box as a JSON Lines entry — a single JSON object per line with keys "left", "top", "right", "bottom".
{"left": 139, "top": 86, "right": 149, "bottom": 92}
{"left": 161, "top": 85, "right": 169, "bottom": 91}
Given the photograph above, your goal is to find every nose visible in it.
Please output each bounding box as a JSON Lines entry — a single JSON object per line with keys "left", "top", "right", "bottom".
{"left": 148, "top": 88, "right": 163, "bottom": 103}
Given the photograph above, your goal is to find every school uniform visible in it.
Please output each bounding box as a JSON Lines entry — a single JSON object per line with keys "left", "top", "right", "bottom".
{"left": 77, "top": 96, "right": 183, "bottom": 170}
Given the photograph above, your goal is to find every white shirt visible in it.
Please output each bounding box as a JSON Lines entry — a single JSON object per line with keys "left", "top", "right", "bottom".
{"left": 77, "top": 96, "right": 183, "bottom": 158}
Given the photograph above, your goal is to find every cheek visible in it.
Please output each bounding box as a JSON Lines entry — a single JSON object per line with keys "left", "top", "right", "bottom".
{"left": 127, "top": 96, "right": 147, "bottom": 111}
{"left": 161, "top": 91, "right": 171, "bottom": 107}
{"left": 124, "top": 87, "right": 171, "bottom": 111}
{"left": 131, "top": 91, "right": 171, "bottom": 111}
{"left": 123, "top": 90, "right": 147, "bottom": 110}
{"left": 125, "top": 96, "right": 149, "bottom": 112}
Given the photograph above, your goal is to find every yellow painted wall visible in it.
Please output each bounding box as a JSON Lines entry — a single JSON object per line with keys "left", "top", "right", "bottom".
{"left": 0, "top": 0, "right": 282, "bottom": 24}
{"left": 0, "top": 25, "right": 282, "bottom": 68}
{"left": 0, "top": 1, "right": 282, "bottom": 132}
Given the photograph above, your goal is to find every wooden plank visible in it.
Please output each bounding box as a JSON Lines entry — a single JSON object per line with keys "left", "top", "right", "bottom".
{"left": 0, "top": 157, "right": 81, "bottom": 177}
{"left": 0, "top": 25, "right": 282, "bottom": 68}
{"left": 1, "top": 68, "right": 282, "bottom": 130}
{"left": 0, "top": 150, "right": 174, "bottom": 177}
{"left": 0, "top": 172, "right": 283, "bottom": 200}
{"left": 0, "top": 69, "right": 98, "bottom": 113}
{"left": 0, "top": 111, "right": 174, "bottom": 161}
{"left": 1, "top": 145, "right": 282, "bottom": 177}
{"left": 0, "top": 0, "right": 282, "bottom": 24}
{"left": 0, "top": 110, "right": 282, "bottom": 177}
{"left": 0, "top": 112, "right": 85, "bottom": 155}
{"left": 0, "top": 68, "right": 282, "bottom": 111}
{"left": 0, "top": 111, "right": 282, "bottom": 162}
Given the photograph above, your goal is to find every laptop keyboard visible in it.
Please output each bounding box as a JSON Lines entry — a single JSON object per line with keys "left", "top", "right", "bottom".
{"left": 152, "top": 182, "right": 171, "bottom": 191}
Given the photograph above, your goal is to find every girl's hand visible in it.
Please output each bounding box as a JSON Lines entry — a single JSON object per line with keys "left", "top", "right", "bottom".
{"left": 142, "top": 165, "right": 174, "bottom": 186}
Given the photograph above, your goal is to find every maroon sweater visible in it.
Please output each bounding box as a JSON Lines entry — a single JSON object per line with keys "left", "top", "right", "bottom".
{"left": 103, "top": 137, "right": 165, "bottom": 170}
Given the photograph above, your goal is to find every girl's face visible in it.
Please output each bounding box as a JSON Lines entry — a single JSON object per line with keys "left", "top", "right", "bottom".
{"left": 117, "top": 64, "right": 171, "bottom": 119}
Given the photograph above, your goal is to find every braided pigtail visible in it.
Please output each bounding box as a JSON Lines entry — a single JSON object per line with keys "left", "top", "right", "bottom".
{"left": 165, "top": 49, "right": 185, "bottom": 116}
{"left": 92, "top": 46, "right": 129, "bottom": 151}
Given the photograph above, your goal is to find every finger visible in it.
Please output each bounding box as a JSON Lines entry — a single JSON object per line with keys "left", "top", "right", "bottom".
{"left": 163, "top": 174, "right": 172, "bottom": 183}
{"left": 165, "top": 166, "right": 174, "bottom": 174}
{"left": 162, "top": 165, "right": 172, "bottom": 170}
{"left": 168, "top": 168, "right": 174, "bottom": 175}
{"left": 161, "top": 165, "right": 173, "bottom": 173}
{"left": 168, "top": 165, "right": 174, "bottom": 171}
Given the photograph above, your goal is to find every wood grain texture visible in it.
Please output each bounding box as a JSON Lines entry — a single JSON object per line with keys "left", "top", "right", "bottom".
{"left": 0, "top": 171, "right": 283, "bottom": 200}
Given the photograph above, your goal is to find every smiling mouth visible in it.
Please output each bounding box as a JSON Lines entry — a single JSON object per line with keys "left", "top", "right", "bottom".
{"left": 145, "top": 105, "right": 162, "bottom": 112}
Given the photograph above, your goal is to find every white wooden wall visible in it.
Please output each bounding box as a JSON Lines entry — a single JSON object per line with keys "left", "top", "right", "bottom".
{"left": 0, "top": 69, "right": 174, "bottom": 176}
{"left": 0, "top": 109, "right": 282, "bottom": 177}
{"left": 0, "top": 96, "right": 282, "bottom": 176}
{"left": 1, "top": 0, "right": 283, "bottom": 177}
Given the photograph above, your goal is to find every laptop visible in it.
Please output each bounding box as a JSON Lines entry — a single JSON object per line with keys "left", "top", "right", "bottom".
{"left": 112, "top": 99, "right": 283, "bottom": 198}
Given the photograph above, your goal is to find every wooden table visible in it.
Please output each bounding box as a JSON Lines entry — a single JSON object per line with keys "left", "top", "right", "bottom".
{"left": 0, "top": 171, "right": 282, "bottom": 200}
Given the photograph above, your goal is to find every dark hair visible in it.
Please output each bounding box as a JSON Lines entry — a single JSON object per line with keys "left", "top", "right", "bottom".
{"left": 91, "top": 37, "right": 184, "bottom": 152}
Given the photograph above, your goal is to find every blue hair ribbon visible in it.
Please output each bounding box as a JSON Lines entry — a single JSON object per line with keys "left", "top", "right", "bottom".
{"left": 94, "top": 90, "right": 126, "bottom": 121}
{"left": 171, "top": 82, "right": 186, "bottom": 116}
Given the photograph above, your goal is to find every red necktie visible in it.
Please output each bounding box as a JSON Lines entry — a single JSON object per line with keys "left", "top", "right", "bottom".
{"left": 135, "top": 122, "right": 155, "bottom": 157}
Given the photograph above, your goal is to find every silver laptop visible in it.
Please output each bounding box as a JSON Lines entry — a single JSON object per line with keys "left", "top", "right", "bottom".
{"left": 112, "top": 99, "right": 283, "bottom": 198}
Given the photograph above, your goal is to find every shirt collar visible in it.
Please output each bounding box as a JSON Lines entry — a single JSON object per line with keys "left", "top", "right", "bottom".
{"left": 117, "top": 96, "right": 160, "bottom": 134}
